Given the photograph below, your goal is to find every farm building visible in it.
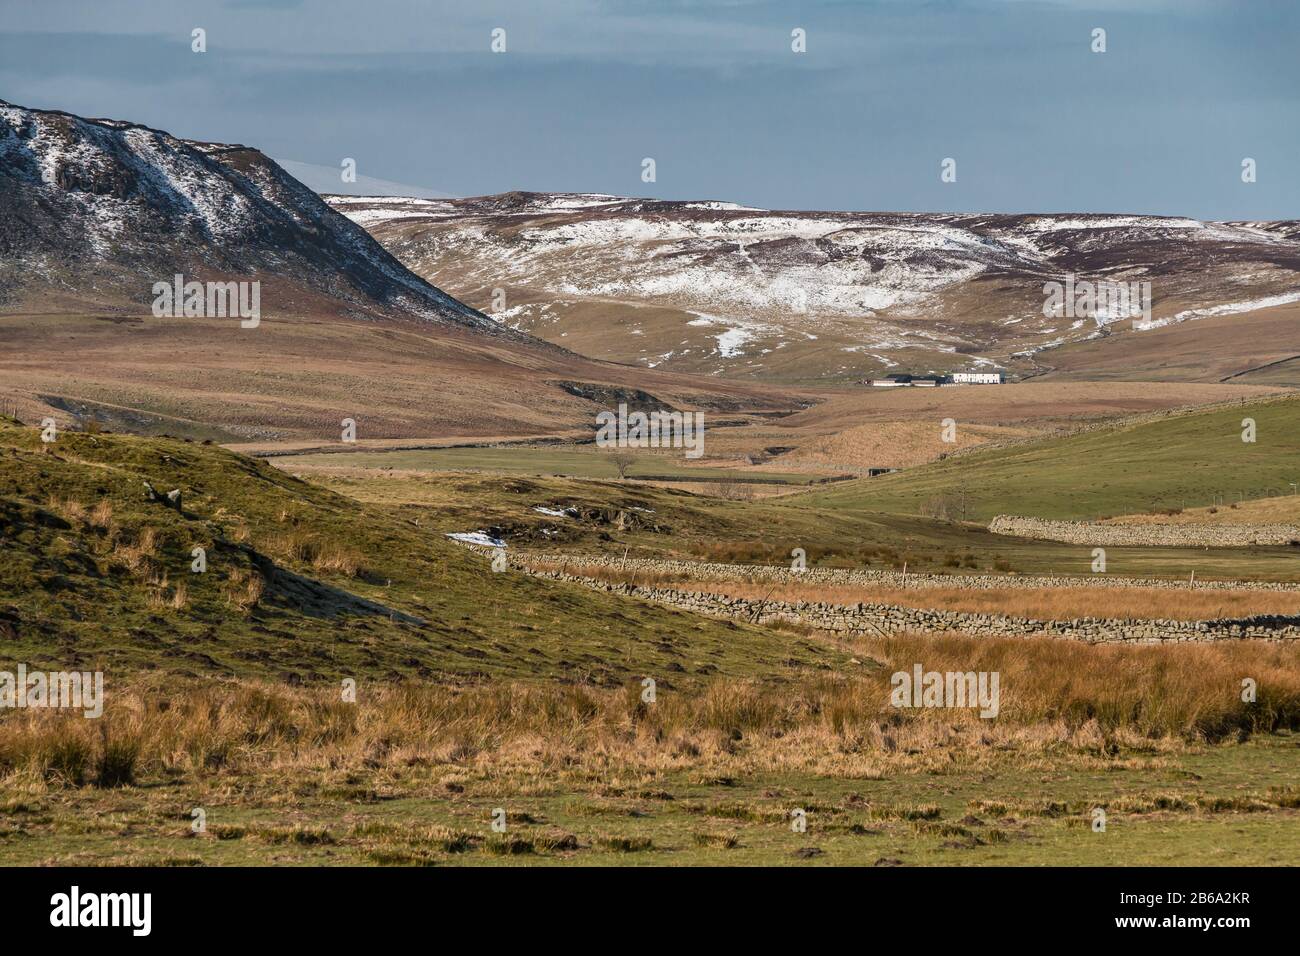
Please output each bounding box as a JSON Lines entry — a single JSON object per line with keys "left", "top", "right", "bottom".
{"left": 869, "top": 374, "right": 913, "bottom": 387}
{"left": 868, "top": 373, "right": 946, "bottom": 388}
{"left": 951, "top": 371, "right": 1004, "bottom": 384}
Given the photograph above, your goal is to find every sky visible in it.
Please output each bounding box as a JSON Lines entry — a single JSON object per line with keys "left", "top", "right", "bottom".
{"left": 1, "top": 0, "right": 1297, "bottom": 218}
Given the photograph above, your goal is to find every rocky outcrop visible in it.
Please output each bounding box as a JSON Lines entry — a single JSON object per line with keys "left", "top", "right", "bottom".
{"left": 989, "top": 515, "right": 1300, "bottom": 548}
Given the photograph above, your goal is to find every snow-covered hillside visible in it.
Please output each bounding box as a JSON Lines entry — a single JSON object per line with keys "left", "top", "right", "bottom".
{"left": 0, "top": 100, "right": 495, "bottom": 330}
{"left": 331, "top": 191, "right": 1300, "bottom": 380}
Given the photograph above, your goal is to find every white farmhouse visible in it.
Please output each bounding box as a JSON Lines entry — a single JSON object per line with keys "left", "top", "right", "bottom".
{"left": 951, "top": 371, "right": 1004, "bottom": 385}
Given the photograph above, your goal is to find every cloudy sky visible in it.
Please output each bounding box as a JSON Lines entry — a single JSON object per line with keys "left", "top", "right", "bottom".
{"left": 2, "top": 0, "right": 1296, "bottom": 218}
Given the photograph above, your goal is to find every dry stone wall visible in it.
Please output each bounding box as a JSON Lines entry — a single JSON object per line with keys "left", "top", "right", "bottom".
{"left": 520, "top": 568, "right": 1300, "bottom": 644}
{"left": 520, "top": 553, "right": 1300, "bottom": 593}
{"left": 988, "top": 515, "right": 1300, "bottom": 548}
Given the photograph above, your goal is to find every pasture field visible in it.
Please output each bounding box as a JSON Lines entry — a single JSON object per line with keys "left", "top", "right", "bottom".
{"left": 803, "top": 394, "right": 1300, "bottom": 522}
{"left": 1105, "top": 495, "right": 1300, "bottom": 526}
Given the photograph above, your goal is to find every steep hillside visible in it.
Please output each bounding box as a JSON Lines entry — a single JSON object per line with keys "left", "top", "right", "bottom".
{"left": 331, "top": 192, "right": 1300, "bottom": 383}
{"left": 0, "top": 101, "right": 803, "bottom": 445}
{"left": 0, "top": 99, "right": 492, "bottom": 328}
{"left": 0, "top": 419, "right": 826, "bottom": 683}
{"left": 802, "top": 395, "right": 1300, "bottom": 523}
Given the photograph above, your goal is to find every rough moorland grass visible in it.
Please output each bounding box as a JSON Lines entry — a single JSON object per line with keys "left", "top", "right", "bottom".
{"left": 3, "top": 635, "right": 1296, "bottom": 790}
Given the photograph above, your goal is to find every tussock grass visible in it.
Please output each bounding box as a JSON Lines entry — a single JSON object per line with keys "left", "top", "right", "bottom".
{"left": 596, "top": 835, "right": 654, "bottom": 852}
{"left": 971, "top": 791, "right": 1289, "bottom": 817}
{"left": 872, "top": 804, "right": 943, "bottom": 822}
{"left": 310, "top": 544, "right": 365, "bottom": 577}
{"left": 269, "top": 530, "right": 367, "bottom": 577}
{"left": 88, "top": 499, "right": 114, "bottom": 529}
{"left": 147, "top": 576, "right": 188, "bottom": 611}
{"left": 224, "top": 567, "right": 264, "bottom": 611}
{"left": 248, "top": 824, "right": 336, "bottom": 846}
{"left": 46, "top": 495, "right": 87, "bottom": 523}
{"left": 692, "top": 831, "right": 741, "bottom": 849}
{"left": 3, "top": 635, "right": 1297, "bottom": 789}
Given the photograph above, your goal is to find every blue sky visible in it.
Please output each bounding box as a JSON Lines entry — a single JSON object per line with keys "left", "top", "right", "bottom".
{"left": 2, "top": 0, "right": 1296, "bottom": 218}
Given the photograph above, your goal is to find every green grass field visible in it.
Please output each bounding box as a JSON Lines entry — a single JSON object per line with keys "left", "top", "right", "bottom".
{"left": 803, "top": 394, "right": 1300, "bottom": 522}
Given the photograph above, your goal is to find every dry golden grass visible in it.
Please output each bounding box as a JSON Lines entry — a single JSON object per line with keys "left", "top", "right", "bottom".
{"left": 269, "top": 528, "right": 316, "bottom": 562}
{"left": 759, "top": 420, "right": 1034, "bottom": 472}
{"left": 3, "top": 636, "right": 1296, "bottom": 789}
{"left": 310, "top": 544, "right": 365, "bottom": 577}
{"left": 109, "top": 526, "right": 162, "bottom": 583}
{"left": 146, "top": 576, "right": 187, "bottom": 611}
{"left": 45, "top": 495, "right": 87, "bottom": 522}
{"left": 224, "top": 568, "right": 264, "bottom": 612}
{"left": 1107, "top": 496, "right": 1300, "bottom": 527}
{"left": 544, "top": 563, "right": 1300, "bottom": 621}
{"left": 268, "top": 530, "right": 365, "bottom": 577}
{"left": 88, "top": 498, "right": 113, "bottom": 529}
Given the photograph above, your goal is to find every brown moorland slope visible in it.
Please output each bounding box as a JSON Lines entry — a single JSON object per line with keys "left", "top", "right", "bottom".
{"left": 1035, "top": 302, "right": 1300, "bottom": 386}
{"left": 0, "top": 307, "right": 804, "bottom": 445}
{"left": 0, "top": 100, "right": 806, "bottom": 443}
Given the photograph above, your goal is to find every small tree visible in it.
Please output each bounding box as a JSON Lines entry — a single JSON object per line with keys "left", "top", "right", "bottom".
{"left": 610, "top": 452, "right": 636, "bottom": 479}
{"left": 707, "top": 477, "right": 755, "bottom": 501}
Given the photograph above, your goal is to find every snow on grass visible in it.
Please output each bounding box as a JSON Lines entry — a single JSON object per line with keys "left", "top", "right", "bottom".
{"left": 445, "top": 531, "right": 506, "bottom": 548}
{"left": 338, "top": 207, "right": 456, "bottom": 226}
{"left": 687, "top": 312, "right": 770, "bottom": 357}
{"left": 1134, "top": 290, "right": 1300, "bottom": 331}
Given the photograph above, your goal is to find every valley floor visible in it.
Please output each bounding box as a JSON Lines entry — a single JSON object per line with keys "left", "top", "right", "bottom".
{"left": 2, "top": 401, "right": 1298, "bottom": 869}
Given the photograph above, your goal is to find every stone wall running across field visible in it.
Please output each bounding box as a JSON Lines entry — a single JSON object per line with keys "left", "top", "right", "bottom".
{"left": 989, "top": 515, "right": 1300, "bottom": 548}
{"left": 518, "top": 566, "right": 1300, "bottom": 644}
{"left": 517, "top": 552, "right": 1300, "bottom": 593}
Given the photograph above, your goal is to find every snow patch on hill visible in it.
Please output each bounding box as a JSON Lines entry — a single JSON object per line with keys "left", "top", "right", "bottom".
{"left": 1135, "top": 290, "right": 1300, "bottom": 331}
